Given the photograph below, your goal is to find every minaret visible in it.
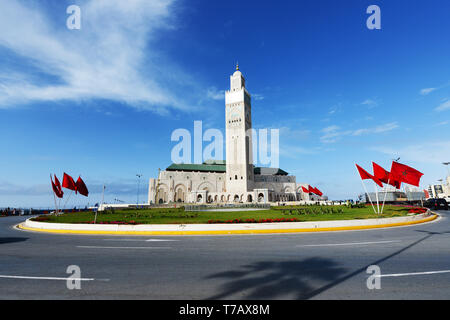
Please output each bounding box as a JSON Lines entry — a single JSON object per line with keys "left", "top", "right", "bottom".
{"left": 225, "top": 64, "right": 254, "bottom": 194}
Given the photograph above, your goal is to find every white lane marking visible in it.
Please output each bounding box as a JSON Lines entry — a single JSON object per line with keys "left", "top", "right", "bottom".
{"left": 77, "top": 246, "right": 171, "bottom": 250}
{"left": 378, "top": 270, "right": 450, "bottom": 278}
{"left": 102, "top": 239, "right": 179, "bottom": 242}
{"left": 296, "top": 240, "right": 402, "bottom": 247}
{"left": 0, "top": 275, "right": 105, "bottom": 281}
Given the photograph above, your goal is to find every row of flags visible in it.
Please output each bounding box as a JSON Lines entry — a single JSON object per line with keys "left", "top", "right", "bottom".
{"left": 51, "top": 173, "right": 89, "bottom": 199}
{"left": 356, "top": 161, "right": 424, "bottom": 189}
{"left": 301, "top": 185, "right": 323, "bottom": 197}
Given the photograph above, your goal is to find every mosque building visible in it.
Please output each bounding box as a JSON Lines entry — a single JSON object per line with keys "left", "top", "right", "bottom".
{"left": 148, "top": 66, "right": 316, "bottom": 204}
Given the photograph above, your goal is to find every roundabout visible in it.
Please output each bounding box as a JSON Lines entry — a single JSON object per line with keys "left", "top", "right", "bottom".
{"left": 17, "top": 211, "right": 438, "bottom": 236}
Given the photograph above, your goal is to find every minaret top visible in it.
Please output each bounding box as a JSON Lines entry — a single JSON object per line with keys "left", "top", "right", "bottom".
{"left": 232, "top": 63, "right": 244, "bottom": 81}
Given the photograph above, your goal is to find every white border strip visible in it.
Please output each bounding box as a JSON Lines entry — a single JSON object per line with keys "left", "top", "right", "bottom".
{"left": 22, "top": 212, "right": 434, "bottom": 233}
{"left": 378, "top": 270, "right": 450, "bottom": 278}
{"left": 296, "top": 240, "right": 401, "bottom": 247}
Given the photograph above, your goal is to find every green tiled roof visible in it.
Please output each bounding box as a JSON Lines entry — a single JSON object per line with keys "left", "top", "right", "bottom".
{"left": 166, "top": 163, "right": 226, "bottom": 173}
{"left": 166, "top": 162, "right": 289, "bottom": 176}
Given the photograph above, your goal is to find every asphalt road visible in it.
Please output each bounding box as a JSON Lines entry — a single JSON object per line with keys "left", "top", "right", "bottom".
{"left": 0, "top": 211, "right": 449, "bottom": 300}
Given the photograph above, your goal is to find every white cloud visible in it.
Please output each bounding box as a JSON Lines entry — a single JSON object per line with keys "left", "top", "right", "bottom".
{"left": 352, "top": 122, "right": 399, "bottom": 136}
{"left": 371, "top": 141, "right": 450, "bottom": 165}
{"left": 252, "top": 93, "right": 264, "bottom": 101}
{"left": 420, "top": 82, "right": 450, "bottom": 96}
{"left": 435, "top": 99, "right": 450, "bottom": 112}
{"left": 279, "top": 146, "right": 317, "bottom": 159}
{"left": 435, "top": 121, "right": 449, "bottom": 126}
{"left": 206, "top": 87, "right": 225, "bottom": 101}
{"left": 320, "top": 122, "right": 398, "bottom": 143}
{"left": 279, "top": 126, "right": 310, "bottom": 141}
{"left": 320, "top": 125, "right": 343, "bottom": 143}
{"left": 328, "top": 103, "right": 341, "bottom": 115}
{"left": 420, "top": 88, "right": 436, "bottom": 95}
{"left": 361, "top": 99, "right": 378, "bottom": 108}
{"left": 0, "top": 0, "right": 201, "bottom": 113}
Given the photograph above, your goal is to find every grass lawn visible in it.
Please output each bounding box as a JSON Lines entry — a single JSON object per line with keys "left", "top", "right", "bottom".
{"left": 31, "top": 205, "right": 413, "bottom": 225}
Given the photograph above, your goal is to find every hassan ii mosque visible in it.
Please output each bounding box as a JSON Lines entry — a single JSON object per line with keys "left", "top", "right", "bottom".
{"left": 148, "top": 66, "right": 318, "bottom": 204}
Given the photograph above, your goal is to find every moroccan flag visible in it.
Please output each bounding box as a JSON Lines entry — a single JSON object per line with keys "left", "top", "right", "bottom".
{"left": 373, "top": 162, "right": 401, "bottom": 188}
{"left": 390, "top": 162, "right": 424, "bottom": 187}
{"left": 301, "top": 186, "right": 309, "bottom": 193}
{"left": 355, "top": 164, "right": 383, "bottom": 187}
{"left": 388, "top": 175, "right": 402, "bottom": 189}
{"left": 76, "top": 176, "right": 89, "bottom": 197}
{"left": 356, "top": 164, "right": 372, "bottom": 180}
{"left": 308, "top": 185, "right": 315, "bottom": 193}
{"left": 424, "top": 189, "right": 430, "bottom": 199}
{"left": 51, "top": 175, "right": 64, "bottom": 198}
{"left": 313, "top": 187, "right": 323, "bottom": 197}
{"left": 54, "top": 175, "right": 63, "bottom": 194}
{"left": 373, "top": 162, "right": 390, "bottom": 184}
{"left": 62, "top": 173, "right": 77, "bottom": 192}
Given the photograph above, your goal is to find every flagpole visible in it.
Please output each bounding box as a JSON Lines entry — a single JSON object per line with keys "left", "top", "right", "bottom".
{"left": 63, "top": 190, "right": 74, "bottom": 210}
{"left": 374, "top": 184, "right": 380, "bottom": 214}
{"left": 50, "top": 174, "right": 58, "bottom": 216}
{"left": 361, "top": 180, "right": 377, "bottom": 215}
{"left": 380, "top": 177, "right": 391, "bottom": 214}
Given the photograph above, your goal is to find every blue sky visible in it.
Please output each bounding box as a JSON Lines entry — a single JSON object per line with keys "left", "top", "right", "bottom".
{"left": 0, "top": 0, "right": 449, "bottom": 207}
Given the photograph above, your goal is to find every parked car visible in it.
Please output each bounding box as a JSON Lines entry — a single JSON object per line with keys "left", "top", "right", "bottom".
{"left": 423, "top": 198, "right": 449, "bottom": 211}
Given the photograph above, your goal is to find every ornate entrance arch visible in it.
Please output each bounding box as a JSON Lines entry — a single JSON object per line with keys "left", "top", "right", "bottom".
{"left": 258, "top": 193, "right": 265, "bottom": 203}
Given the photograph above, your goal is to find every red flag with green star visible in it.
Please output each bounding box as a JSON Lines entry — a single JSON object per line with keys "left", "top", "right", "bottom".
{"left": 390, "top": 162, "right": 423, "bottom": 187}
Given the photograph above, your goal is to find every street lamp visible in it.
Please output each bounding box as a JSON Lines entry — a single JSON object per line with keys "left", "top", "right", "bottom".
{"left": 136, "top": 174, "right": 143, "bottom": 207}
{"left": 154, "top": 168, "right": 161, "bottom": 205}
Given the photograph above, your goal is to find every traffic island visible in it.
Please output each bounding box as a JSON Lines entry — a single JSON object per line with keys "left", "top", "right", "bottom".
{"left": 17, "top": 211, "right": 438, "bottom": 236}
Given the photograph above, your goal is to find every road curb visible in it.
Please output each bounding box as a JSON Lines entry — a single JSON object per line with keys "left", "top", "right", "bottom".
{"left": 16, "top": 212, "right": 439, "bottom": 236}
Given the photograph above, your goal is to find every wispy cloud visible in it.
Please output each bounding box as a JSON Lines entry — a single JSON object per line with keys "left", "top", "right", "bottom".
{"left": 252, "top": 93, "right": 264, "bottom": 101}
{"left": 435, "top": 99, "right": 450, "bottom": 112}
{"left": 279, "top": 126, "right": 310, "bottom": 141}
{"left": 420, "top": 81, "right": 449, "bottom": 95}
{"left": 279, "top": 145, "right": 317, "bottom": 159}
{"left": 320, "top": 125, "right": 344, "bottom": 143}
{"left": 361, "top": 99, "right": 379, "bottom": 108}
{"left": 206, "top": 87, "right": 225, "bottom": 101}
{"left": 420, "top": 88, "right": 436, "bottom": 95}
{"left": 352, "top": 122, "right": 399, "bottom": 136}
{"left": 0, "top": 0, "right": 202, "bottom": 113}
{"left": 371, "top": 141, "right": 450, "bottom": 165}
{"left": 320, "top": 122, "right": 399, "bottom": 143}
{"left": 435, "top": 120, "right": 449, "bottom": 127}
{"left": 328, "top": 103, "right": 342, "bottom": 115}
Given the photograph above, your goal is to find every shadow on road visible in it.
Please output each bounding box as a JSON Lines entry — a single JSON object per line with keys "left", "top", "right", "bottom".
{"left": 204, "top": 257, "right": 347, "bottom": 299}
{"left": 0, "top": 237, "right": 28, "bottom": 244}
{"left": 206, "top": 229, "right": 446, "bottom": 300}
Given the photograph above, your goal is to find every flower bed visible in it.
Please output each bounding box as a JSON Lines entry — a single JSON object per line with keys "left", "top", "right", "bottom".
{"left": 208, "top": 218, "right": 300, "bottom": 224}
{"left": 408, "top": 208, "right": 428, "bottom": 214}
{"left": 75, "top": 221, "right": 138, "bottom": 225}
